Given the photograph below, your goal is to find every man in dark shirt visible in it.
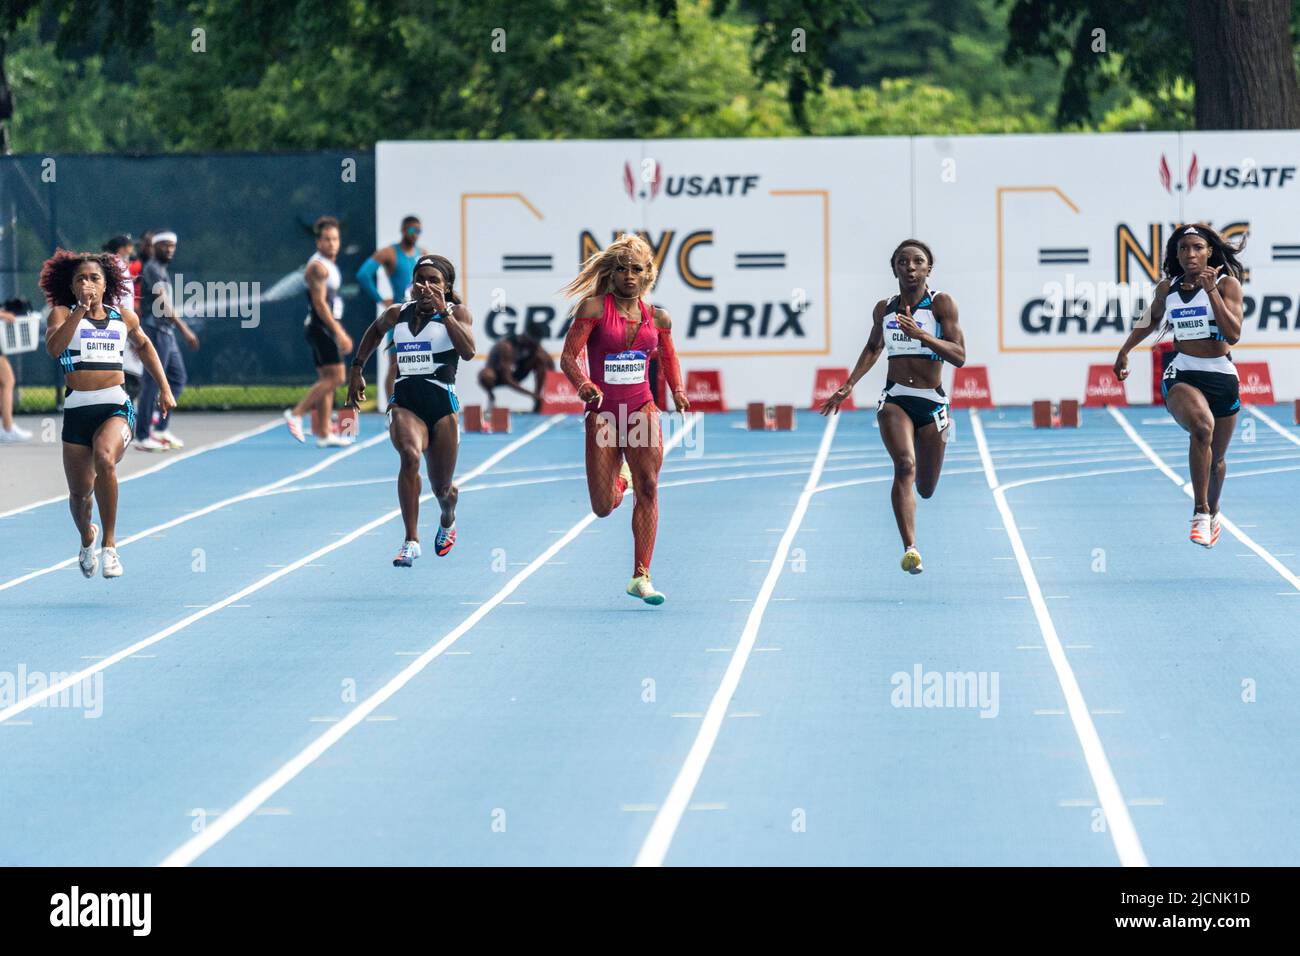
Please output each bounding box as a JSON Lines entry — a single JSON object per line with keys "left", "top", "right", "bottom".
{"left": 135, "top": 231, "right": 200, "bottom": 450}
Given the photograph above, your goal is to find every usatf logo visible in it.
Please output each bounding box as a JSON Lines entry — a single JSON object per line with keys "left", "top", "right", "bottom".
{"left": 623, "top": 160, "right": 760, "bottom": 201}
{"left": 1158, "top": 153, "right": 1198, "bottom": 193}
{"left": 624, "top": 161, "right": 663, "bottom": 201}
{"left": 1160, "top": 152, "right": 1295, "bottom": 192}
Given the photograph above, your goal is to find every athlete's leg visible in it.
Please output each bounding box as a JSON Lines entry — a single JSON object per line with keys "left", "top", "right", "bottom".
{"left": 585, "top": 410, "right": 627, "bottom": 517}
{"left": 1207, "top": 412, "right": 1237, "bottom": 515}
{"left": 913, "top": 410, "right": 951, "bottom": 499}
{"left": 622, "top": 402, "right": 664, "bottom": 577}
{"left": 293, "top": 367, "right": 337, "bottom": 435}
{"left": 478, "top": 367, "right": 498, "bottom": 408}
{"left": 0, "top": 356, "right": 15, "bottom": 431}
{"left": 425, "top": 410, "right": 460, "bottom": 530}
{"left": 156, "top": 336, "right": 187, "bottom": 432}
{"left": 528, "top": 355, "right": 554, "bottom": 413}
{"left": 317, "top": 363, "right": 346, "bottom": 436}
{"left": 62, "top": 442, "right": 98, "bottom": 547}
{"left": 1165, "top": 383, "right": 1215, "bottom": 513}
{"left": 878, "top": 403, "right": 920, "bottom": 548}
{"left": 389, "top": 405, "right": 428, "bottom": 541}
{"left": 90, "top": 415, "right": 130, "bottom": 547}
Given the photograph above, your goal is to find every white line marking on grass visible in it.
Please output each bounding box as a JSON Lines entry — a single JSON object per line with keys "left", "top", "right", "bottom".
{"left": 158, "top": 414, "right": 701, "bottom": 867}
{"left": 635, "top": 413, "right": 839, "bottom": 868}
{"left": 0, "top": 417, "right": 281, "bottom": 520}
{"left": 0, "top": 416, "right": 567, "bottom": 730}
{"left": 1108, "top": 406, "right": 1300, "bottom": 594}
{"left": 972, "top": 408, "right": 1147, "bottom": 867}
{"left": 0, "top": 431, "right": 391, "bottom": 592}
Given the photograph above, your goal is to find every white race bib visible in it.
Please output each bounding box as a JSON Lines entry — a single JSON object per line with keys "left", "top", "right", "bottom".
{"left": 884, "top": 314, "right": 932, "bottom": 356}
{"left": 1169, "top": 304, "right": 1211, "bottom": 340}
{"left": 604, "top": 350, "right": 647, "bottom": 386}
{"left": 396, "top": 340, "right": 433, "bottom": 376}
{"left": 81, "top": 328, "right": 122, "bottom": 359}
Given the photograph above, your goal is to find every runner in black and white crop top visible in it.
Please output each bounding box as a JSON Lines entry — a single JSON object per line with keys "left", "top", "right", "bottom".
{"left": 1112, "top": 222, "right": 1247, "bottom": 549}
{"left": 40, "top": 249, "right": 175, "bottom": 580}
{"left": 347, "top": 254, "right": 477, "bottom": 568}
{"left": 820, "top": 239, "right": 967, "bottom": 576}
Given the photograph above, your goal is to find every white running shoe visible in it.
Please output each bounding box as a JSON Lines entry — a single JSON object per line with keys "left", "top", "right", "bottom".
{"left": 101, "top": 547, "right": 123, "bottom": 578}
{"left": 901, "top": 547, "right": 924, "bottom": 574}
{"left": 79, "top": 524, "right": 99, "bottom": 578}
{"left": 626, "top": 574, "right": 665, "bottom": 605}
{"left": 393, "top": 540, "right": 421, "bottom": 567}
{"left": 0, "top": 425, "right": 32, "bottom": 443}
{"left": 153, "top": 428, "right": 185, "bottom": 448}
{"left": 283, "top": 409, "right": 305, "bottom": 443}
{"left": 317, "top": 433, "right": 350, "bottom": 448}
{"left": 1210, "top": 512, "right": 1221, "bottom": 546}
{"left": 1190, "top": 512, "right": 1213, "bottom": 548}
{"left": 135, "top": 436, "right": 166, "bottom": 452}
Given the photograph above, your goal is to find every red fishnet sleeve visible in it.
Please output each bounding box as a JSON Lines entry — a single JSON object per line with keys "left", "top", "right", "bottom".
{"left": 657, "top": 327, "right": 683, "bottom": 393}
{"left": 561, "top": 317, "right": 597, "bottom": 394}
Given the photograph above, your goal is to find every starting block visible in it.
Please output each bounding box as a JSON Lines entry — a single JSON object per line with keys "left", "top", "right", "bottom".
{"left": 1032, "top": 400, "right": 1080, "bottom": 428}
{"left": 1294, "top": 399, "right": 1299, "bottom": 425}
{"left": 462, "top": 405, "right": 511, "bottom": 434}
{"left": 746, "top": 402, "right": 796, "bottom": 431}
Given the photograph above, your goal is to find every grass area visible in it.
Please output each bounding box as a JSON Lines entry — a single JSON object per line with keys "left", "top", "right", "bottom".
{"left": 15, "top": 385, "right": 374, "bottom": 413}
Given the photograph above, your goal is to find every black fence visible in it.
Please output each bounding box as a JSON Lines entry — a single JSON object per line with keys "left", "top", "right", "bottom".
{"left": 0, "top": 151, "right": 376, "bottom": 410}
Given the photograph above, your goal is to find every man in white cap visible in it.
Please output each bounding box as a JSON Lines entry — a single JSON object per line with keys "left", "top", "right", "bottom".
{"left": 134, "top": 229, "right": 199, "bottom": 450}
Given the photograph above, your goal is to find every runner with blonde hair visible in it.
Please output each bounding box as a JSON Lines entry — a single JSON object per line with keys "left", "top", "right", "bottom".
{"left": 559, "top": 234, "right": 688, "bottom": 604}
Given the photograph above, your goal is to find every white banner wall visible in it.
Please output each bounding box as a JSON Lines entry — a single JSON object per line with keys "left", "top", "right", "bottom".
{"left": 377, "top": 132, "right": 1300, "bottom": 408}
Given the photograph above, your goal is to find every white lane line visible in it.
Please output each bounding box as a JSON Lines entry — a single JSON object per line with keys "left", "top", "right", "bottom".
{"left": 635, "top": 413, "right": 839, "bottom": 868}
{"left": 0, "top": 417, "right": 281, "bottom": 520}
{"left": 0, "top": 416, "right": 566, "bottom": 729}
{"left": 159, "top": 413, "right": 701, "bottom": 867}
{"left": 972, "top": 408, "right": 1147, "bottom": 868}
{"left": 1246, "top": 405, "right": 1300, "bottom": 447}
{"left": 1107, "top": 406, "right": 1300, "bottom": 593}
{"left": 0, "top": 431, "right": 391, "bottom": 592}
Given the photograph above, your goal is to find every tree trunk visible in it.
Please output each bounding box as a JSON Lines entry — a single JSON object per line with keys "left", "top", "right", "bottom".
{"left": 1188, "top": 0, "right": 1300, "bottom": 129}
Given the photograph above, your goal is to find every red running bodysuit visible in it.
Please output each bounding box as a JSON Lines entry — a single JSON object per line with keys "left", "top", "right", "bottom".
{"left": 561, "top": 293, "right": 684, "bottom": 577}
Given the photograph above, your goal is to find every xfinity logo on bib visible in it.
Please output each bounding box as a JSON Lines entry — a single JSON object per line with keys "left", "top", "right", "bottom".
{"left": 50, "top": 886, "right": 151, "bottom": 936}
{"left": 623, "top": 160, "right": 760, "bottom": 201}
{"left": 1158, "top": 152, "right": 1295, "bottom": 193}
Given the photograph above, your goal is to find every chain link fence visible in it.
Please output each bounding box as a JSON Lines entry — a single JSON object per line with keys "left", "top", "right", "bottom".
{"left": 0, "top": 151, "right": 376, "bottom": 411}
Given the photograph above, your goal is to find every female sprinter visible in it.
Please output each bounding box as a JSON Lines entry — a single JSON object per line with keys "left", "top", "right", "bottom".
{"left": 559, "top": 234, "right": 688, "bottom": 605}
{"left": 348, "top": 254, "right": 475, "bottom": 567}
{"left": 1113, "top": 223, "right": 1246, "bottom": 547}
{"left": 820, "top": 239, "right": 965, "bottom": 574}
{"left": 41, "top": 250, "right": 175, "bottom": 578}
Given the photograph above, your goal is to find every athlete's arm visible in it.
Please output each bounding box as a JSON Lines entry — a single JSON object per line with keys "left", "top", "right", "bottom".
{"left": 122, "top": 307, "right": 176, "bottom": 414}
{"left": 921, "top": 293, "right": 965, "bottom": 366}
{"left": 171, "top": 313, "right": 200, "bottom": 351}
{"left": 306, "top": 260, "right": 351, "bottom": 349}
{"left": 1114, "top": 279, "right": 1169, "bottom": 380}
{"left": 442, "top": 303, "right": 476, "bottom": 361}
{"left": 1203, "top": 271, "right": 1243, "bottom": 345}
{"left": 653, "top": 307, "right": 688, "bottom": 412}
{"left": 357, "top": 246, "right": 396, "bottom": 305}
{"left": 561, "top": 296, "right": 602, "bottom": 403}
{"left": 823, "top": 300, "right": 887, "bottom": 415}
{"left": 44, "top": 305, "right": 82, "bottom": 357}
{"left": 492, "top": 340, "right": 519, "bottom": 385}
{"left": 347, "top": 304, "right": 403, "bottom": 407}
